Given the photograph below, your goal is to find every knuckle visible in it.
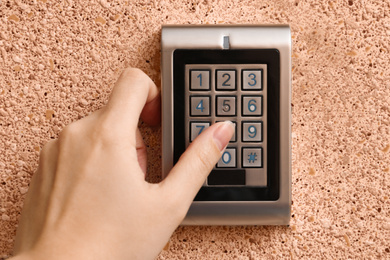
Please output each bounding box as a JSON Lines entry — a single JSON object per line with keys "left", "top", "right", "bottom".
{"left": 59, "top": 114, "right": 120, "bottom": 148}
{"left": 94, "top": 116, "right": 118, "bottom": 144}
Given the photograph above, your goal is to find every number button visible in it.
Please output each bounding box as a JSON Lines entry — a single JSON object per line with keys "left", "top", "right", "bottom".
{"left": 216, "top": 96, "right": 236, "bottom": 116}
{"left": 190, "top": 96, "right": 210, "bottom": 116}
{"left": 216, "top": 70, "right": 236, "bottom": 90}
{"left": 242, "top": 122, "right": 262, "bottom": 142}
{"left": 216, "top": 121, "right": 237, "bottom": 142}
{"left": 242, "top": 96, "right": 262, "bottom": 116}
{"left": 217, "top": 147, "right": 236, "bottom": 168}
{"left": 190, "top": 70, "right": 210, "bottom": 90}
{"left": 242, "top": 69, "right": 262, "bottom": 90}
{"left": 242, "top": 147, "right": 263, "bottom": 168}
{"left": 190, "top": 122, "right": 210, "bottom": 141}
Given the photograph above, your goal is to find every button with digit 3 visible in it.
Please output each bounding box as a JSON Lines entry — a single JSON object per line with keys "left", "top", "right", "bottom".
{"left": 242, "top": 69, "right": 262, "bottom": 90}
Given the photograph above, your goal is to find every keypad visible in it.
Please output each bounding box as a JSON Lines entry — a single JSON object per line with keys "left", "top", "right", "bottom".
{"left": 185, "top": 64, "right": 267, "bottom": 187}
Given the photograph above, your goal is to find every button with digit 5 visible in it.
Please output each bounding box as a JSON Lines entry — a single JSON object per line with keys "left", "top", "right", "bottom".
{"left": 216, "top": 96, "right": 236, "bottom": 116}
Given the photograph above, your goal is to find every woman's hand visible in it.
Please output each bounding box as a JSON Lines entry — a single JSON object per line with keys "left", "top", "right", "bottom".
{"left": 11, "top": 68, "right": 234, "bottom": 260}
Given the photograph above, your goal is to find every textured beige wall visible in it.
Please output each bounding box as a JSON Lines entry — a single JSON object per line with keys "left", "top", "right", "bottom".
{"left": 1, "top": 0, "right": 390, "bottom": 259}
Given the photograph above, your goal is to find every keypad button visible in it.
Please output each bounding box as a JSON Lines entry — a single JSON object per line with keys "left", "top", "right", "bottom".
{"left": 216, "top": 70, "right": 236, "bottom": 90}
{"left": 242, "top": 96, "right": 262, "bottom": 116}
{"left": 242, "top": 147, "right": 263, "bottom": 168}
{"left": 242, "top": 122, "right": 263, "bottom": 142}
{"left": 216, "top": 96, "right": 236, "bottom": 116}
{"left": 190, "top": 122, "right": 210, "bottom": 141}
{"left": 217, "top": 147, "right": 236, "bottom": 168}
{"left": 242, "top": 69, "right": 262, "bottom": 90}
{"left": 190, "top": 96, "right": 210, "bottom": 116}
{"left": 190, "top": 70, "right": 210, "bottom": 91}
{"left": 216, "top": 121, "right": 237, "bottom": 142}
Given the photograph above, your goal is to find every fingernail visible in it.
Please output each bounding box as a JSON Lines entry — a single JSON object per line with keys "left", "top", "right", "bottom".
{"left": 213, "top": 121, "right": 235, "bottom": 151}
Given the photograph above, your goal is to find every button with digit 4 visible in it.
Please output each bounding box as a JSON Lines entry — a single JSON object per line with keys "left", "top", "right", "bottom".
{"left": 190, "top": 96, "right": 210, "bottom": 116}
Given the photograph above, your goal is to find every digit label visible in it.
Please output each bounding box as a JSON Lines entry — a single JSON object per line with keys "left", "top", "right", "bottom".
{"left": 222, "top": 151, "right": 232, "bottom": 164}
{"left": 248, "top": 73, "right": 257, "bottom": 86}
{"left": 196, "top": 100, "right": 204, "bottom": 112}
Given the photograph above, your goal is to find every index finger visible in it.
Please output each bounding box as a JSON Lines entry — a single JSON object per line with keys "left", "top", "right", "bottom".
{"left": 104, "top": 68, "right": 160, "bottom": 133}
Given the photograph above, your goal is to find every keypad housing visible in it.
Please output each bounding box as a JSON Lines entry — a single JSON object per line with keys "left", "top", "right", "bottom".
{"left": 162, "top": 25, "right": 291, "bottom": 225}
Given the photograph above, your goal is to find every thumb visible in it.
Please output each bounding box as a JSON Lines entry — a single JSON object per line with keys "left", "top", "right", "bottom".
{"left": 162, "top": 121, "right": 234, "bottom": 208}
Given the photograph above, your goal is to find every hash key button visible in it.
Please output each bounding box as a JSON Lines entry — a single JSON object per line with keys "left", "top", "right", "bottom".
{"left": 242, "top": 147, "right": 263, "bottom": 168}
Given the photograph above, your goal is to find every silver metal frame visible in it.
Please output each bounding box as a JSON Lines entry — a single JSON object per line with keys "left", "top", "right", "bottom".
{"left": 161, "top": 25, "right": 291, "bottom": 225}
